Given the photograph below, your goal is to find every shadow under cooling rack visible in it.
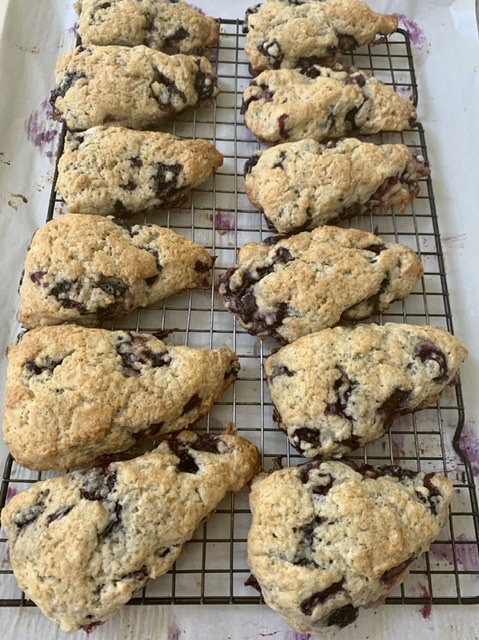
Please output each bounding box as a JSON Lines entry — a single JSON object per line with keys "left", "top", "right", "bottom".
{"left": 1, "top": 19, "right": 478, "bottom": 609}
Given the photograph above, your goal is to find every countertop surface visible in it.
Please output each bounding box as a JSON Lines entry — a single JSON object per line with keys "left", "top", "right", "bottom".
{"left": 1, "top": 1, "right": 479, "bottom": 638}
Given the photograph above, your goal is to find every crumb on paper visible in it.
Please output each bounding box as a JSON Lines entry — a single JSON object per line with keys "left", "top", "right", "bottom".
{"left": 16, "top": 45, "right": 40, "bottom": 54}
{"left": 7, "top": 200, "right": 18, "bottom": 210}
{"left": 10, "top": 193, "right": 28, "bottom": 204}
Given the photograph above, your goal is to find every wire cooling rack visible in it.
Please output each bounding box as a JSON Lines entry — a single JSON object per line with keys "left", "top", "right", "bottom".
{"left": 1, "top": 20, "right": 478, "bottom": 611}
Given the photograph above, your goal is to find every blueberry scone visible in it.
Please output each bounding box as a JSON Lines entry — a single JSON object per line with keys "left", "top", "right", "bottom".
{"left": 242, "top": 63, "right": 416, "bottom": 143}
{"left": 219, "top": 227, "right": 423, "bottom": 343}
{"left": 265, "top": 323, "right": 468, "bottom": 457}
{"left": 244, "top": 0, "right": 398, "bottom": 73}
{"left": 1, "top": 430, "right": 260, "bottom": 633}
{"left": 244, "top": 139, "right": 430, "bottom": 234}
{"left": 50, "top": 45, "right": 218, "bottom": 131}
{"left": 3, "top": 326, "right": 240, "bottom": 470}
{"left": 75, "top": 0, "right": 219, "bottom": 53}
{"left": 56, "top": 127, "right": 223, "bottom": 215}
{"left": 248, "top": 459, "right": 453, "bottom": 633}
{"left": 18, "top": 215, "right": 214, "bottom": 329}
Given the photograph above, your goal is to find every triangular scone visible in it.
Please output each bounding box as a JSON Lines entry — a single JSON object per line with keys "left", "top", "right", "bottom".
{"left": 51, "top": 46, "right": 218, "bottom": 131}
{"left": 265, "top": 323, "right": 468, "bottom": 457}
{"left": 248, "top": 459, "right": 453, "bottom": 634}
{"left": 75, "top": 0, "right": 219, "bottom": 53}
{"left": 219, "top": 226, "right": 423, "bottom": 343}
{"left": 2, "top": 431, "right": 260, "bottom": 633}
{"left": 56, "top": 127, "right": 223, "bottom": 215}
{"left": 19, "top": 215, "right": 214, "bottom": 328}
{"left": 244, "top": 0, "right": 397, "bottom": 73}
{"left": 3, "top": 327, "right": 240, "bottom": 470}
{"left": 244, "top": 139, "right": 430, "bottom": 234}
{"left": 242, "top": 64, "right": 416, "bottom": 144}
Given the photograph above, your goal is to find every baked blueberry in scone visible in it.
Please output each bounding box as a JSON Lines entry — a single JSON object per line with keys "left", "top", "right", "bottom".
{"left": 218, "top": 226, "right": 423, "bottom": 343}
{"left": 50, "top": 45, "right": 219, "bottom": 131}
{"left": 3, "top": 326, "right": 240, "bottom": 470}
{"left": 248, "top": 459, "right": 453, "bottom": 634}
{"left": 241, "top": 62, "right": 416, "bottom": 144}
{"left": 244, "top": 138, "right": 430, "bottom": 234}
{"left": 18, "top": 215, "right": 214, "bottom": 329}
{"left": 244, "top": 0, "right": 398, "bottom": 73}
{"left": 1, "top": 430, "right": 260, "bottom": 633}
{"left": 264, "top": 323, "right": 468, "bottom": 457}
{"left": 56, "top": 127, "right": 223, "bottom": 215}
{"left": 75, "top": 0, "right": 219, "bottom": 53}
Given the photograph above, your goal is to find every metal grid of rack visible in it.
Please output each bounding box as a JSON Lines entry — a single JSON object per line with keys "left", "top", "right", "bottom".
{"left": 1, "top": 19, "right": 478, "bottom": 609}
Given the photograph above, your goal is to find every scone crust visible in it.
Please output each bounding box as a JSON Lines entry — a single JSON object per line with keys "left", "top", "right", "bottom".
{"left": 265, "top": 323, "right": 468, "bottom": 457}
{"left": 1, "top": 431, "right": 260, "bottom": 633}
{"left": 19, "top": 215, "right": 214, "bottom": 328}
{"left": 219, "top": 226, "right": 423, "bottom": 343}
{"left": 57, "top": 127, "right": 223, "bottom": 215}
{"left": 52, "top": 45, "right": 218, "bottom": 131}
{"left": 242, "top": 65, "right": 416, "bottom": 143}
{"left": 245, "top": 0, "right": 397, "bottom": 72}
{"left": 248, "top": 460, "right": 453, "bottom": 633}
{"left": 244, "top": 138, "right": 429, "bottom": 234}
{"left": 3, "top": 327, "right": 240, "bottom": 470}
{"left": 76, "top": 0, "right": 219, "bottom": 52}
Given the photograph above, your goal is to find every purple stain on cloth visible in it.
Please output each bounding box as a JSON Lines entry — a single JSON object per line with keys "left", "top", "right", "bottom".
{"left": 168, "top": 627, "right": 182, "bottom": 640}
{"left": 459, "top": 423, "right": 479, "bottom": 476}
{"left": 81, "top": 621, "right": 105, "bottom": 634}
{"left": 25, "top": 98, "right": 60, "bottom": 158}
{"left": 419, "top": 584, "right": 432, "bottom": 619}
{"left": 430, "top": 534, "right": 479, "bottom": 574}
{"left": 66, "top": 22, "right": 78, "bottom": 36}
{"left": 191, "top": 5, "right": 205, "bottom": 15}
{"left": 208, "top": 210, "right": 234, "bottom": 234}
{"left": 6, "top": 487, "right": 18, "bottom": 501}
{"left": 391, "top": 432, "right": 405, "bottom": 458}
{"left": 394, "top": 14, "right": 427, "bottom": 49}
{"left": 287, "top": 633, "right": 312, "bottom": 640}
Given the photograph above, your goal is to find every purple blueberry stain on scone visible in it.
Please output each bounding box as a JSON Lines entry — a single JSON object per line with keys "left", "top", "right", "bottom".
{"left": 153, "top": 161, "right": 183, "bottom": 200}
{"left": 193, "top": 59, "right": 217, "bottom": 101}
{"left": 258, "top": 39, "right": 284, "bottom": 69}
{"left": 380, "top": 556, "right": 415, "bottom": 586}
{"left": 25, "top": 355, "right": 65, "bottom": 378}
{"left": 46, "top": 505, "right": 74, "bottom": 526}
{"left": 166, "top": 432, "right": 223, "bottom": 475}
{"left": 12, "top": 500, "right": 47, "bottom": 531}
{"left": 30, "top": 270, "right": 47, "bottom": 284}
{"left": 240, "top": 81, "right": 275, "bottom": 114}
{"left": 79, "top": 466, "right": 117, "bottom": 501}
{"left": 326, "top": 604, "right": 359, "bottom": 629}
{"left": 48, "top": 278, "right": 87, "bottom": 314}
{"left": 414, "top": 341, "right": 448, "bottom": 383}
{"left": 219, "top": 246, "right": 294, "bottom": 340}
{"left": 115, "top": 333, "right": 172, "bottom": 377}
{"left": 300, "top": 580, "right": 345, "bottom": 616}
